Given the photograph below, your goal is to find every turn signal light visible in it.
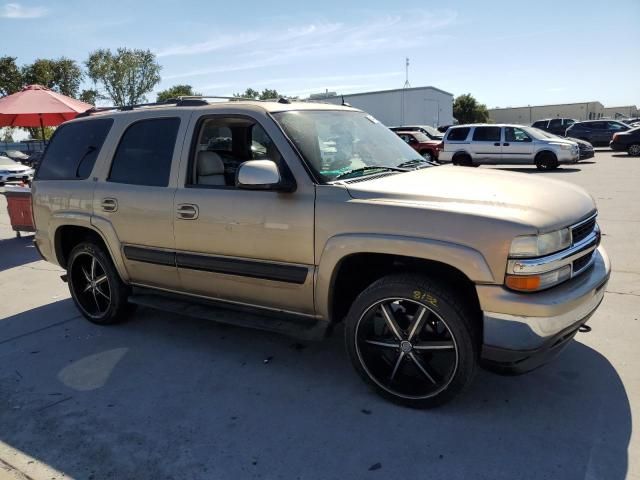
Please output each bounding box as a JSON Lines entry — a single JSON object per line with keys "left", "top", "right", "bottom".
{"left": 505, "top": 275, "right": 541, "bottom": 292}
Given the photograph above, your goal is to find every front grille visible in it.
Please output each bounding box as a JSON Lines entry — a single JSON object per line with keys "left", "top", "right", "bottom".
{"left": 573, "top": 252, "right": 594, "bottom": 273}
{"left": 572, "top": 216, "right": 596, "bottom": 244}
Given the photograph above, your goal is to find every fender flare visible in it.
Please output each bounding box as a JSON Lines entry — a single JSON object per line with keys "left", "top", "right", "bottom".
{"left": 49, "top": 212, "right": 130, "bottom": 282}
{"left": 315, "top": 233, "right": 495, "bottom": 321}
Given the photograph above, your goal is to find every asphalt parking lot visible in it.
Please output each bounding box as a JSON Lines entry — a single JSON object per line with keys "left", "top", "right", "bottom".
{"left": 1, "top": 149, "right": 638, "bottom": 480}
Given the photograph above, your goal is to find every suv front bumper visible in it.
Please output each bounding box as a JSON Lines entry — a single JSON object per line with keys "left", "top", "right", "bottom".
{"left": 477, "top": 246, "right": 610, "bottom": 373}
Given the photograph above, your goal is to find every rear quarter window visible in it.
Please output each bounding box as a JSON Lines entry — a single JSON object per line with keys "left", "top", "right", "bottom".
{"left": 532, "top": 121, "right": 547, "bottom": 128}
{"left": 35, "top": 118, "right": 113, "bottom": 180}
{"left": 447, "top": 127, "right": 470, "bottom": 141}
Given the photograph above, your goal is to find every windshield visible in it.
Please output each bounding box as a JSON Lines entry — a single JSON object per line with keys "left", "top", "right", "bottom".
{"left": 409, "top": 132, "right": 431, "bottom": 142}
{"left": 273, "top": 110, "right": 430, "bottom": 182}
{"left": 421, "top": 126, "right": 443, "bottom": 138}
{"left": 0, "top": 156, "right": 18, "bottom": 166}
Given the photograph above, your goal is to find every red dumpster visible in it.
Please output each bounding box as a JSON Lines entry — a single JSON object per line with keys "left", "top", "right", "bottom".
{"left": 3, "top": 185, "right": 34, "bottom": 237}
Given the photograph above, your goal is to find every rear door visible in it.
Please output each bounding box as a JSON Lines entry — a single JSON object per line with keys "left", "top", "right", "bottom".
{"left": 548, "top": 118, "right": 564, "bottom": 136}
{"left": 92, "top": 113, "right": 190, "bottom": 291}
{"left": 470, "top": 126, "right": 502, "bottom": 163}
{"left": 588, "top": 122, "right": 607, "bottom": 144}
{"left": 502, "top": 126, "right": 534, "bottom": 163}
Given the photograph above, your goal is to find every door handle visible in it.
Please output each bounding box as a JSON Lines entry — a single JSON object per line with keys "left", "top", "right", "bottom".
{"left": 176, "top": 204, "right": 199, "bottom": 220}
{"left": 101, "top": 198, "right": 118, "bottom": 212}
{"left": 503, "top": 142, "right": 510, "bottom": 146}
{"left": 493, "top": 142, "right": 500, "bottom": 146}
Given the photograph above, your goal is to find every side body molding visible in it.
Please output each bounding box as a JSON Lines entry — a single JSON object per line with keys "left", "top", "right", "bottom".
{"left": 314, "top": 233, "right": 496, "bottom": 322}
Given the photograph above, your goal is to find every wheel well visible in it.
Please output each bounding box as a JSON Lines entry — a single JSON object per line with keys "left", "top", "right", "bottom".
{"left": 535, "top": 150, "right": 557, "bottom": 161}
{"left": 330, "top": 253, "right": 481, "bottom": 325}
{"left": 452, "top": 151, "right": 470, "bottom": 160}
{"left": 54, "top": 225, "right": 108, "bottom": 269}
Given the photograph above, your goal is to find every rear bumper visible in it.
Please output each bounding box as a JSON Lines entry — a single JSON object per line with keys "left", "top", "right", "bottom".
{"left": 478, "top": 246, "right": 610, "bottom": 373}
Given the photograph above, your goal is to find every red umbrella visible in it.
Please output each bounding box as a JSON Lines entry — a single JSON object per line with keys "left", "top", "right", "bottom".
{"left": 0, "top": 84, "right": 93, "bottom": 140}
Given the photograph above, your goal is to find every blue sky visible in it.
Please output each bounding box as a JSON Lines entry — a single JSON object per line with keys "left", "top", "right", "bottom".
{"left": 2, "top": 0, "right": 639, "bottom": 108}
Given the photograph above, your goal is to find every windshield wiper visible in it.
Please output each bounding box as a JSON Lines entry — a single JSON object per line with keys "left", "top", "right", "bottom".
{"left": 333, "top": 165, "right": 407, "bottom": 180}
{"left": 397, "top": 158, "right": 438, "bottom": 169}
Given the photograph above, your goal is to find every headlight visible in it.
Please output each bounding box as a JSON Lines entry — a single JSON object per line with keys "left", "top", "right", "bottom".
{"left": 510, "top": 228, "right": 571, "bottom": 258}
{"left": 505, "top": 265, "right": 572, "bottom": 292}
{"left": 559, "top": 144, "right": 573, "bottom": 150}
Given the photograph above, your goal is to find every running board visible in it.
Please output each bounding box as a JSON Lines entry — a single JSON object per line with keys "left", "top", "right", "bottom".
{"left": 128, "top": 287, "right": 329, "bottom": 341}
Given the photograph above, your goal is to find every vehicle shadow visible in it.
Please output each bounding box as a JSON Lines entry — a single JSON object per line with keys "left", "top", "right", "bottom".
{"left": 612, "top": 154, "right": 631, "bottom": 158}
{"left": 495, "top": 167, "right": 582, "bottom": 174}
{"left": 0, "top": 301, "right": 631, "bottom": 480}
{"left": 0, "top": 234, "right": 39, "bottom": 272}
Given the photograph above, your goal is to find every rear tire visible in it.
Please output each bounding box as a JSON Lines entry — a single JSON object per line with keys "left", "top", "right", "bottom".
{"left": 67, "top": 241, "right": 132, "bottom": 325}
{"left": 344, "top": 274, "right": 479, "bottom": 408}
{"left": 452, "top": 153, "right": 475, "bottom": 167}
{"left": 628, "top": 144, "right": 640, "bottom": 156}
{"left": 535, "top": 151, "right": 559, "bottom": 170}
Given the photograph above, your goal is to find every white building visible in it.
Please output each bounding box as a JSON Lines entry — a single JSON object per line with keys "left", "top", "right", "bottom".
{"left": 318, "top": 86, "right": 454, "bottom": 127}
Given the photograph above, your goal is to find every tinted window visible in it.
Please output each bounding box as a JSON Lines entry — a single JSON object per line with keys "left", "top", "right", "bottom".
{"left": 549, "top": 119, "right": 562, "bottom": 128}
{"left": 36, "top": 119, "right": 113, "bottom": 180}
{"left": 447, "top": 127, "right": 470, "bottom": 141}
{"left": 607, "top": 121, "right": 627, "bottom": 131}
{"left": 108, "top": 118, "right": 180, "bottom": 187}
{"left": 472, "top": 126, "right": 501, "bottom": 142}
{"left": 589, "top": 122, "right": 606, "bottom": 130}
{"left": 532, "top": 121, "right": 547, "bottom": 128}
{"left": 563, "top": 119, "right": 575, "bottom": 126}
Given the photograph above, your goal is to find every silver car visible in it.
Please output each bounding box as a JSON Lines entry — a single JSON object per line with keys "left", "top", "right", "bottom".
{"left": 439, "top": 124, "right": 580, "bottom": 170}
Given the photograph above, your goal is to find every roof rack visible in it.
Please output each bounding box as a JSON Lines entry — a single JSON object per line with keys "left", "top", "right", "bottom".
{"left": 75, "top": 95, "right": 342, "bottom": 118}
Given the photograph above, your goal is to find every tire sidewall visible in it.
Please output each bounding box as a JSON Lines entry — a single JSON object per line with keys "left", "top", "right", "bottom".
{"left": 344, "top": 276, "right": 478, "bottom": 408}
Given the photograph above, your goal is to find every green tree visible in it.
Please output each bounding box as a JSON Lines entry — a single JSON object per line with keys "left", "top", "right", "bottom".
{"left": 0, "top": 56, "right": 23, "bottom": 97}
{"left": 233, "top": 88, "right": 280, "bottom": 100}
{"left": 79, "top": 88, "right": 103, "bottom": 105}
{"left": 85, "top": 48, "right": 161, "bottom": 106}
{"left": 22, "top": 57, "right": 83, "bottom": 97}
{"left": 156, "top": 84, "right": 200, "bottom": 102}
{"left": 453, "top": 93, "right": 489, "bottom": 124}
{"left": 27, "top": 126, "right": 55, "bottom": 141}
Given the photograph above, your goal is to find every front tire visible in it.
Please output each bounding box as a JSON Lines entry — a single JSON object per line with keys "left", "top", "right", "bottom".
{"left": 344, "top": 274, "right": 479, "bottom": 408}
{"left": 628, "top": 144, "right": 640, "bottom": 156}
{"left": 67, "top": 241, "right": 132, "bottom": 325}
{"left": 535, "top": 151, "right": 559, "bottom": 170}
{"left": 420, "top": 150, "right": 433, "bottom": 162}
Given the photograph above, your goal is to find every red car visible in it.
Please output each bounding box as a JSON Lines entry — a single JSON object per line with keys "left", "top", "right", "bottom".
{"left": 395, "top": 131, "right": 443, "bottom": 162}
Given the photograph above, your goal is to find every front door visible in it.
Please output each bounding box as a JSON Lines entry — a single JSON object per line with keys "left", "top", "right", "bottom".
{"left": 92, "top": 114, "right": 189, "bottom": 291}
{"left": 173, "top": 114, "right": 316, "bottom": 315}
{"left": 470, "top": 126, "right": 502, "bottom": 163}
{"left": 502, "top": 126, "right": 535, "bottom": 164}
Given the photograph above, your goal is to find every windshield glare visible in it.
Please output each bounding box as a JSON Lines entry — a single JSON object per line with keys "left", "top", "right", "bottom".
{"left": 274, "top": 110, "right": 427, "bottom": 182}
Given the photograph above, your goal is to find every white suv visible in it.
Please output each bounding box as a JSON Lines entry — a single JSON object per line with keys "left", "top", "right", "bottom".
{"left": 439, "top": 124, "right": 580, "bottom": 170}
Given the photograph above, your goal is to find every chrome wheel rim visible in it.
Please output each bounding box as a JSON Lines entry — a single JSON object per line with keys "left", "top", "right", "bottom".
{"left": 70, "top": 252, "right": 111, "bottom": 318}
{"left": 422, "top": 151, "right": 432, "bottom": 161}
{"left": 355, "top": 297, "right": 459, "bottom": 399}
{"left": 629, "top": 145, "right": 640, "bottom": 156}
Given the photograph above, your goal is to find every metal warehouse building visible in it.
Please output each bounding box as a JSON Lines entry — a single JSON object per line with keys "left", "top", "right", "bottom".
{"left": 317, "top": 86, "right": 454, "bottom": 127}
{"left": 489, "top": 102, "right": 607, "bottom": 124}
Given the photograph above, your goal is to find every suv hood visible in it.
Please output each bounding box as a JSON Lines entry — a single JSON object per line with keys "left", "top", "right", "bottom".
{"left": 344, "top": 166, "right": 595, "bottom": 232}
{"left": 0, "top": 164, "right": 29, "bottom": 172}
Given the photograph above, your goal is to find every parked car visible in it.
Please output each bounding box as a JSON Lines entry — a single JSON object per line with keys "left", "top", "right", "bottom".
{"left": 531, "top": 118, "right": 576, "bottom": 136}
{"left": 620, "top": 117, "right": 640, "bottom": 125}
{"left": 565, "top": 120, "right": 630, "bottom": 146}
{"left": 0, "top": 155, "right": 34, "bottom": 185}
{"left": 395, "top": 130, "right": 442, "bottom": 162}
{"left": 609, "top": 127, "right": 640, "bottom": 156}
{"left": 532, "top": 128, "right": 594, "bottom": 160}
{"left": 0, "top": 149, "right": 30, "bottom": 164}
{"left": 439, "top": 124, "right": 579, "bottom": 169}
{"left": 389, "top": 125, "right": 444, "bottom": 141}
{"left": 33, "top": 99, "right": 609, "bottom": 408}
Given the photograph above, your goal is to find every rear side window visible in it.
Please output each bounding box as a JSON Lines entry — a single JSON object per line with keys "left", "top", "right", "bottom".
{"left": 532, "top": 121, "right": 547, "bottom": 128}
{"left": 447, "top": 127, "right": 470, "bottom": 141}
{"left": 472, "top": 126, "right": 501, "bottom": 142}
{"left": 36, "top": 118, "right": 113, "bottom": 180}
{"left": 108, "top": 118, "right": 180, "bottom": 187}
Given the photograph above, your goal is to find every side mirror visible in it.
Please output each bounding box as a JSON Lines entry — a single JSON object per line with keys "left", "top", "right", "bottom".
{"left": 236, "top": 160, "right": 288, "bottom": 191}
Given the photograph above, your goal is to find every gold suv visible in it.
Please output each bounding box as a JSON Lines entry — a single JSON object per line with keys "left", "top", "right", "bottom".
{"left": 32, "top": 98, "right": 610, "bottom": 407}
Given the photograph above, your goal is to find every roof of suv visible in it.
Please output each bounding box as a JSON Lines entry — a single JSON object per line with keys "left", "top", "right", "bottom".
{"left": 80, "top": 100, "right": 360, "bottom": 120}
